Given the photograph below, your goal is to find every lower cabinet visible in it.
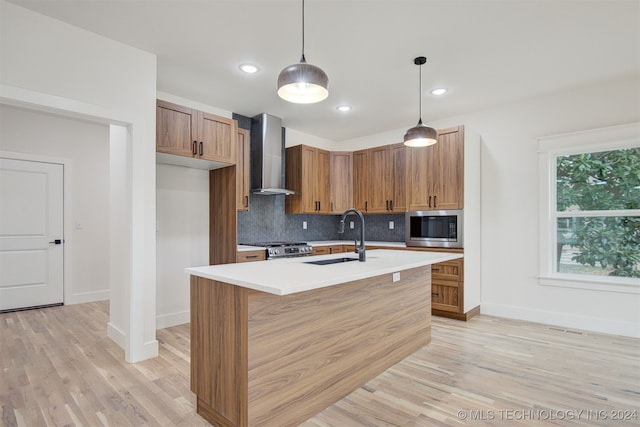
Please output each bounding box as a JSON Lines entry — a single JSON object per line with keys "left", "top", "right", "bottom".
{"left": 430, "top": 259, "right": 463, "bottom": 314}
{"left": 236, "top": 250, "right": 266, "bottom": 263}
{"left": 312, "top": 245, "right": 345, "bottom": 255}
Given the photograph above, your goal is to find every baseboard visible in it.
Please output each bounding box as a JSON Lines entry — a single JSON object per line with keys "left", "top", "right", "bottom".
{"left": 433, "top": 305, "right": 480, "bottom": 321}
{"left": 66, "top": 290, "right": 109, "bottom": 305}
{"left": 156, "top": 310, "right": 190, "bottom": 329}
{"left": 481, "top": 303, "right": 640, "bottom": 338}
{"left": 107, "top": 322, "right": 126, "bottom": 349}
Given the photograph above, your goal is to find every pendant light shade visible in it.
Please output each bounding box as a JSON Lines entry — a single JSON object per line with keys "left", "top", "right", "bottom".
{"left": 277, "top": 0, "right": 329, "bottom": 104}
{"left": 404, "top": 56, "right": 437, "bottom": 147}
{"left": 277, "top": 58, "right": 329, "bottom": 104}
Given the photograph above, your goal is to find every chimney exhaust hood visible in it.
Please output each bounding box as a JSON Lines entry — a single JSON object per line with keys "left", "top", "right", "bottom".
{"left": 250, "top": 113, "right": 295, "bottom": 195}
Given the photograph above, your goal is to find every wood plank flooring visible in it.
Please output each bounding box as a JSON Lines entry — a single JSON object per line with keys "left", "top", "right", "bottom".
{"left": 1, "top": 301, "right": 638, "bottom": 426}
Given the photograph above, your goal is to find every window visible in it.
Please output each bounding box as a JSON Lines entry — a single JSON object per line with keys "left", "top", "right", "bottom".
{"left": 538, "top": 123, "right": 640, "bottom": 293}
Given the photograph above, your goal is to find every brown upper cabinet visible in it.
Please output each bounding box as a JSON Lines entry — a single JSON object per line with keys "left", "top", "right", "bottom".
{"left": 329, "top": 151, "right": 353, "bottom": 214}
{"left": 236, "top": 128, "right": 250, "bottom": 211}
{"left": 409, "top": 125, "right": 464, "bottom": 210}
{"left": 156, "top": 99, "right": 237, "bottom": 165}
{"left": 285, "top": 145, "right": 331, "bottom": 214}
{"left": 353, "top": 143, "right": 407, "bottom": 213}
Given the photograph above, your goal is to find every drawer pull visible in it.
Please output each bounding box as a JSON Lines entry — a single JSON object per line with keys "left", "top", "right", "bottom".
{"left": 431, "top": 292, "right": 439, "bottom": 296}
{"left": 246, "top": 255, "right": 259, "bottom": 259}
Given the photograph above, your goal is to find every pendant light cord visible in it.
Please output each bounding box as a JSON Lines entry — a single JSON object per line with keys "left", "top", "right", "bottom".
{"left": 418, "top": 60, "right": 422, "bottom": 124}
{"left": 300, "top": 0, "right": 307, "bottom": 63}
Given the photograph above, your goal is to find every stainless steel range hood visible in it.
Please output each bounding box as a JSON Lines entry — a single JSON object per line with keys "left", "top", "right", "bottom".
{"left": 250, "top": 113, "right": 295, "bottom": 195}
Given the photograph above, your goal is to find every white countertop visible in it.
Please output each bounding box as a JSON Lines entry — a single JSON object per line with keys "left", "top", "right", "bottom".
{"left": 237, "top": 241, "right": 406, "bottom": 252}
{"left": 308, "top": 240, "right": 406, "bottom": 248}
{"left": 186, "top": 249, "right": 462, "bottom": 296}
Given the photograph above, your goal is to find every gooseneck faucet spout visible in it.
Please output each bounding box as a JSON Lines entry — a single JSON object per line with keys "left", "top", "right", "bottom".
{"left": 338, "top": 208, "right": 366, "bottom": 262}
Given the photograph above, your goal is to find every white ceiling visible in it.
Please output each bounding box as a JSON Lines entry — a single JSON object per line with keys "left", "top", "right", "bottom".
{"left": 7, "top": 0, "right": 640, "bottom": 142}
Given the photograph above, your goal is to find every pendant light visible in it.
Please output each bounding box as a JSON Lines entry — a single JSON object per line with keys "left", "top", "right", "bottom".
{"left": 277, "top": 0, "right": 329, "bottom": 104}
{"left": 403, "top": 56, "right": 438, "bottom": 147}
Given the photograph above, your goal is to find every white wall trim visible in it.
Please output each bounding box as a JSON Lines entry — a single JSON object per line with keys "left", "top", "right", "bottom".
{"left": 67, "top": 290, "right": 110, "bottom": 305}
{"left": 107, "top": 322, "right": 126, "bottom": 348}
{"left": 156, "top": 310, "right": 190, "bottom": 329}
{"left": 481, "top": 302, "right": 640, "bottom": 338}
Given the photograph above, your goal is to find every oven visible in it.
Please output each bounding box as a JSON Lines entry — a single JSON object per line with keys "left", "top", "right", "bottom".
{"left": 405, "top": 210, "right": 463, "bottom": 248}
{"left": 242, "top": 242, "right": 313, "bottom": 260}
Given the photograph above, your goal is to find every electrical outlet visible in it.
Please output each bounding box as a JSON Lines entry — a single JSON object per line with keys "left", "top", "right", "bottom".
{"left": 389, "top": 221, "right": 394, "bottom": 230}
{"left": 350, "top": 221, "right": 355, "bottom": 229}
{"left": 303, "top": 221, "right": 307, "bottom": 230}
{"left": 392, "top": 272, "right": 400, "bottom": 282}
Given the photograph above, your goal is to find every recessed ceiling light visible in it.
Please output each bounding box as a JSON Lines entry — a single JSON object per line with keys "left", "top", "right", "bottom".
{"left": 430, "top": 88, "right": 447, "bottom": 96}
{"left": 336, "top": 105, "right": 352, "bottom": 112}
{"left": 240, "top": 63, "right": 259, "bottom": 74}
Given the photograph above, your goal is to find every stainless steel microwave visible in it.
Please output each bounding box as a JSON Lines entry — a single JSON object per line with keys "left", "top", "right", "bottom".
{"left": 405, "top": 210, "right": 464, "bottom": 248}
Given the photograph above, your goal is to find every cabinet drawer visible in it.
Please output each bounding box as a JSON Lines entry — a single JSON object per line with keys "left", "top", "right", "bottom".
{"left": 431, "top": 259, "right": 463, "bottom": 282}
{"left": 236, "top": 250, "right": 266, "bottom": 263}
{"left": 312, "top": 245, "right": 344, "bottom": 255}
{"left": 431, "top": 283, "right": 459, "bottom": 313}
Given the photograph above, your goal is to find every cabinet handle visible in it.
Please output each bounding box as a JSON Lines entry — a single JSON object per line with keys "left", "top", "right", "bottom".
{"left": 192, "top": 141, "right": 198, "bottom": 155}
{"left": 330, "top": 202, "right": 333, "bottom": 212}
{"left": 428, "top": 195, "right": 432, "bottom": 208}
{"left": 246, "top": 255, "right": 259, "bottom": 259}
{"left": 432, "top": 267, "right": 440, "bottom": 272}
{"left": 365, "top": 201, "right": 368, "bottom": 211}
{"left": 432, "top": 292, "right": 439, "bottom": 296}
{"left": 433, "top": 195, "right": 437, "bottom": 208}
{"left": 199, "top": 141, "right": 203, "bottom": 156}
{"left": 244, "top": 195, "right": 248, "bottom": 207}
{"left": 390, "top": 200, "right": 393, "bottom": 211}
{"left": 385, "top": 200, "right": 389, "bottom": 210}
{"left": 318, "top": 201, "right": 321, "bottom": 211}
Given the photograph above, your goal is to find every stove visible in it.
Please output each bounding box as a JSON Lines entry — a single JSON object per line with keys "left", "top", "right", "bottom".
{"left": 243, "top": 241, "right": 313, "bottom": 260}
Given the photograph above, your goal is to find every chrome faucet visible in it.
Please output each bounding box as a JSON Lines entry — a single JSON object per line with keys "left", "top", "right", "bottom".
{"left": 338, "top": 208, "right": 366, "bottom": 262}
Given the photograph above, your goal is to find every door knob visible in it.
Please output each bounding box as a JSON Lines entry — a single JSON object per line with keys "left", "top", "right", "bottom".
{"left": 49, "top": 239, "right": 62, "bottom": 245}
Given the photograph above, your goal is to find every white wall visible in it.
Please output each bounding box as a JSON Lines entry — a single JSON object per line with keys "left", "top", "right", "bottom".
{"left": 0, "top": 105, "right": 110, "bottom": 303}
{"left": 342, "top": 73, "right": 640, "bottom": 337}
{"left": 1, "top": 1, "right": 158, "bottom": 362}
{"left": 156, "top": 164, "right": 209, "bottom": 328}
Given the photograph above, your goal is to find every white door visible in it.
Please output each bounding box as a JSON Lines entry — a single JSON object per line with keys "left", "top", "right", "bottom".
{"left": 0, "top": 158, "right": 64, "bottom": 311}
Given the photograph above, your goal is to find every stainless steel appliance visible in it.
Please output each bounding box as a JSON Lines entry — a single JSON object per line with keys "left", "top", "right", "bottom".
{"left": 405, "top": 210, "right": 463, "bottom": 248}
{"left": 250, "top": 113, "right": 295, "bottom": 195}
{"left": 243, "top": 241, "right": 312, "bottom": 259}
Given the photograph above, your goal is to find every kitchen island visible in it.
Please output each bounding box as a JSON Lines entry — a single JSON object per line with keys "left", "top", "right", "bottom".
{"left": 186, "top": 249, "right": 462, "bottom": 426}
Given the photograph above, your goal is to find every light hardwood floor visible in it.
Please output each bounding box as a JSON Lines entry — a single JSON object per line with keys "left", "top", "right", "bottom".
{"left": 1, "top": 301, "right": 638, "bottom": 426}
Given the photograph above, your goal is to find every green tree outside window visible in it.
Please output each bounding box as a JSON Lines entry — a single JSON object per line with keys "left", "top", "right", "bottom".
{"left": 556, "top": 148, "right": 640, "bottom": 278}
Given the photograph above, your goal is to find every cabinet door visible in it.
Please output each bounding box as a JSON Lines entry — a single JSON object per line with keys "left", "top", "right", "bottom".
{"left": 315, "top": 148, "right": 331, "bottom": 213}
{"left": 431, "top": 282, "right": 460, "bottom": 313}
{"left": 330, "top": 152, "right": 353, "bottom": 214}
{"left": 196, "top": 111, "right": 237, "bottom": 164}
{"left": 352, "top": 150, "right": 369, "bottom": 213}
{"left": 432, "top": 126, "right": 464, "bottom": 210}
{"left": 367, "top": 146, "right": 392, "bottom": 213}
{"left": 390, "top": 143, "right": 407, "bottom": 212}
{"left": 408, "top": 145, "right": 436, "bottom": 210}
{"left": 236, "top": 128, "right": 250, "bottom": 211}
{"left": 301, "top": 145, "right": 318, "bottom": 212}
{"left": 156, "top": 100, "right": 195, "bottom": 157}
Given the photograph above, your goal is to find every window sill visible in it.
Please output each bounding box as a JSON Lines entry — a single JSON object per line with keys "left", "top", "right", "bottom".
{"left": 539, "top": 275, "right": 640, "bottom": 294}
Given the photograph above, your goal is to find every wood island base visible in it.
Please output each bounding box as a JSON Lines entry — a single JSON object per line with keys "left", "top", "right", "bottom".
{"left": 190, "top": 265, "right": 432, "bottom": 426}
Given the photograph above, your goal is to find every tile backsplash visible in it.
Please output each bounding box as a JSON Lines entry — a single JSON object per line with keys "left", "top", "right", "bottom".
{"left": 237, "top": 194, "right": 405, "bottom": 244}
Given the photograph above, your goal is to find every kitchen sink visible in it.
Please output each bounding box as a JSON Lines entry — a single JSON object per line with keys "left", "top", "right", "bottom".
{"left": 304, "top": 257, "right": 360, "bottom": 265}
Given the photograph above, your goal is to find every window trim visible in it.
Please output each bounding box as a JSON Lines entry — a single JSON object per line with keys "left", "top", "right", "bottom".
{"left": 538, "top": 122, "right": 640, "bottom": 294}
